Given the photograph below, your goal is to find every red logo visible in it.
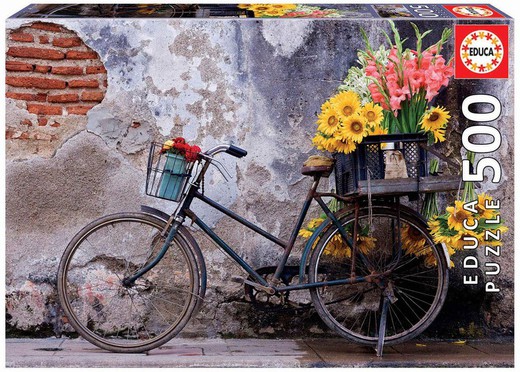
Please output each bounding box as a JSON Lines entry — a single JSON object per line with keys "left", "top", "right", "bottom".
{"left": 444, "top": 5, "right": 504, "bottom": 18}
{"left": 455, "top": 25, "right": 509, "bottom": 79}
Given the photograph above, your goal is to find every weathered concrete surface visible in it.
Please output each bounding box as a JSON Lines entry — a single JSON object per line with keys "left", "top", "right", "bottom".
{"left": 5, "top": 337, "right": 514, "bottom": 368}
{"left": 5, "top": 18, "right": 514, "bottom": 339}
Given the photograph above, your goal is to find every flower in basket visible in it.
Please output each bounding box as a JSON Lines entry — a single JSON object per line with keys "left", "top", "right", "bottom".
{"left": 238, "top": 4, "right": 344, "bottom": 18}
{"left": 161, "top": 137, "right": 201, "bottom": 163}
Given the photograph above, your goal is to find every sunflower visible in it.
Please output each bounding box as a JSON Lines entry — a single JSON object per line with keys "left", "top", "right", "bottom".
{"left": 446, "top": 200, "right": 475, "bottom": 231}
{"left": 316, "top": 104, "right": 340, "bottom": 136}
{"left": 298, "top": 229, "right": 313, "bottom": 239}
{"left": 324, "top": 235, "right": 351, "bottom": 259}
{"left": 248, "top": 4, "right": 275, "bottom": 16}
{"left": 357, "top": 235, "right": 376, "bottom": 255}
{"left": 421, "top": 106, "right": 451, "bottom": 131}
{"left": 369, "top": 123, "right": 389, "bottom": 136}
{"left": 475, "top": 193, "right": 497, "bottom": 220}
{"left": 401, "top": 224, "right": 427, "bottom": 256}
{"left": 361, "top": 102, "right": 384, "bottom": 127}
{"left": 312, "top": 134, "right": 327, "bottom": 151}
{"left": 336, "top": 113, "right": 368, "bottom": 143}
{"left": 449, "top": 229, "right": 484, "bottom": 251}
{"left": 330, "top": 91, "right": 361, "bottom": 119}
{"left": 334, "top": 138, "right": 357, "bottom": 154}
{"left": 431, "top": 127, "right": 446, "bottom": 143}
{"left": 323, "top": 136, "right": 340, "bottom": 153}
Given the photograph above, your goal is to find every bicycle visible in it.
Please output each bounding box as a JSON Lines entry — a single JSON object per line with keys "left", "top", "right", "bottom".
{"left": 57, "top": 137, "right": 453, "bottom": 356}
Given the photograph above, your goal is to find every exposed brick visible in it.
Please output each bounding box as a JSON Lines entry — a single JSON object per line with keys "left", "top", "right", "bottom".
{"left": 34, "top": 65, "right": 52, "bottom": 73}
{"left": 27, "top": 103, "right": 63, "bottom": 115}
{"left": 53, "top": 37, "right": 82, "bottom": 48}
{"left": 68, "top": 79, "right": 99, "bottom": 88}
{"left": 48, "top": 93, "right": 79, "bottom": 103}
{"left": 81, "top": 91, "right": 105, "bottom": 102}
{"left": 50, "top": 121, "right": 61, "bottom": 128}
{"left": 66, "top": 50, "right": 98, "bottom": 60}
{"left": 38, "top": 118, "right": 48, "bottom": 126}
{"left": 131, "top": 122, "right": 141, "bottom": 128}
{"left": 7, "top": 46, "right": 64, "bottom": 60}
{"left": 10, "top": 33, "right": 34, "bottom": 42}
{"left": 86, "top": 65, "right": 107, "bottom": 74}
{"left": 30, "top": 22, "right": 63, "bottom": 32}
{"left": 6, "top": 92, "right": 47, "bottom": 102}
{"left": 21, "top": 119, "right": 33, "bottom": 126}
{"left": 6, "top": 61, "right": 33, "bottom": 72}
{"left": 67, "top": 105, "right": 95, "bottom": 115}
{"left": 6, "top": 76, "right": 66, "bottom": 89}
{"left": 39, "top": 35, "right": 50, "bottom": 44}
{"left": 51, "top": 66, "right": 84, "bottom": 75}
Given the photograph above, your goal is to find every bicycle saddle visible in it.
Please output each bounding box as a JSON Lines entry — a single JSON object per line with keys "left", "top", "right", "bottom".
{"left": 301, "top": 155, "right": 334, "bottom": 177}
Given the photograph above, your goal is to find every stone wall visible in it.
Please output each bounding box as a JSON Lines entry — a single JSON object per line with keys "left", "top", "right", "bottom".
{"left": 5, "top": 18, "right": 513, "bottom": 339}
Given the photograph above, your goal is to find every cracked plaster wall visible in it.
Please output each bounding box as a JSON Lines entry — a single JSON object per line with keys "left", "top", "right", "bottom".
{"left": 5, "top": 18, "right": 514, "bottom": 338}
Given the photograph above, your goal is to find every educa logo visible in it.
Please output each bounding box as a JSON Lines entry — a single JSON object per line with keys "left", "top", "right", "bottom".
{"left": 455, "top": 25, "right": 509, "bottom": 79}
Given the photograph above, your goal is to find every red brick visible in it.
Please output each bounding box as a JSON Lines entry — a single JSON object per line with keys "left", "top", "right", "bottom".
{"left": 34, "top": 65, "right": 52, "bottom": 73}
{"left": 27, "top": 103, "right": 62, "bottom": 115}
{"left": 48, "top": 93, "right": 79, "bottom": 103}
{"left": 6, "top": 61, "right": 33, "bottom": 71}
{"left": 50, "top": 121, "right": 61, "bottom": 128}
{"left": 39, "top": 35, "right": 50, "bottom": 44}
{"left": 10, "top": 33, "right": 34, "bottom": 42}
{"left": 86, "top": 65, "right": 107, "bottom": 74}
{"left": 6, "top": 76, "right": 66, "bottom": 89}
{"left": 51, "top": 66, "right": 84, "bottom": 75}
{"left": 38, "top": 118, "right": 48, "bottom": 126}
{"left": 6, "top": 92, "right": 47, "bottom": 102}
{"left": 81, "top": 91, "right": 105, "bottom": 102}
{"left": 67, "top": 105, "right": 95, "bottom": 115}
{"left": 53, "top": 37, "right": 82, "bottom": 48}
{"left": 68, "top": 79, "right": 99, "bottom": 88}
{"left": 21, "top": 119, "right": 33, "bottom": 126}
{"left": 30, "top": 22, "right": 62, "bottom": 32}
{"left": 66, "top": 50, "right": 98, "bottom": 60}
{"left": 7, "top": 46, "right": 64, "bottom": 60}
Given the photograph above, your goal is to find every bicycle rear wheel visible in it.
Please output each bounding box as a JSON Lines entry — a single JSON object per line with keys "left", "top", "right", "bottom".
{"left": 309, "top": 206, "right": 448, "bottom": 345}
{"left": 57, "top": 212, "right": 201, "bottom": 353}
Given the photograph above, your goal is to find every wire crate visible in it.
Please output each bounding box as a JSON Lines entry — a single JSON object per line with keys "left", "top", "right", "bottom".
{"left": 145, "top": 142, "right": 196, "bottom": 202}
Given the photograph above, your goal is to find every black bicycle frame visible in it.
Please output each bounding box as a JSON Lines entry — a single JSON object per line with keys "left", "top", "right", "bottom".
{"left": 125, "top": 165, "right": 367, "bottom": 291}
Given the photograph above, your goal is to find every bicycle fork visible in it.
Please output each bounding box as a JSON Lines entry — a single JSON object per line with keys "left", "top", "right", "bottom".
{"left": 121, "top": 215, "right": 184, "bottom": 287}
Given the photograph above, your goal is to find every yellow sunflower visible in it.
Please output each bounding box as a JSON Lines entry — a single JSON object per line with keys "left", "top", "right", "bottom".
{"left": 323, "top": 136, "right": 340, "bottom": 153}
{"left": 449, "top": 229, "right": 484, "bottom": 251}
{"left": 336, "top": 113, "right": 368, "bottom": 143}
{"left": 361, "top": 102, "right": 384, "bottom": 127}
{"left": 330, "top": 91, "right": 361, "bottom": 119}
{"left": 431, "top": 127, "right": 446, "bottom": 143}
{"left": 475, "top": 193, "right": 497, "bottom": 220}
{"left": 312, "top": 134, "right": 327, "bottom": 151}
{"left": 317, "top": 104, "right": 340, "bottom": 136}
{"left": 358, "top": 235, "right": 376, "bottom": 255}
{"left": 324, "top": 235, "right": 351, "bottom": 259}
{"left": 446, "top": 200, "right": 475, "bottom": 231}
{"left": 298, "top": 229, "right": 313, "bottom": 238}
{"left": 401, "top": 224, "right": 427, "bottom": 256}
{"left": 369, "top": 123, "right": 389, "bottom": 136}
{"left": 334, "top": 138, "right": 357, "bottom": 154}
{"left": 421, "top": 106, "right": 451, "bottom": 131}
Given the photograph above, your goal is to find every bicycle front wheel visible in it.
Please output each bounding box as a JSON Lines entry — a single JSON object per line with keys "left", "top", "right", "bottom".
{"left": 57, "top": 212, "right": 201, "bottom": 353}
{"left": 309, "top": 206, "right": 449, "bottom": 346}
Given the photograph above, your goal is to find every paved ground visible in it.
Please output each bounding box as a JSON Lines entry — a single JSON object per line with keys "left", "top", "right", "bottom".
{"left": 5, "top": 337, "right": 514, "bottom": 368}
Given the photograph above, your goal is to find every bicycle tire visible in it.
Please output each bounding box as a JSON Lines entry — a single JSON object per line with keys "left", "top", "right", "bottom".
{"left": 57, "top": 212, "right": 202, "bottom": 353}
{"left": 308, "top": 206, "right": 448, "bottom": 346}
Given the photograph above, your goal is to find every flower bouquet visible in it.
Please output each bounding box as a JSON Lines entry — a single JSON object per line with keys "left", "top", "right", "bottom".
{"left": 157, "top": 137, "right": 200, "bottom": 200}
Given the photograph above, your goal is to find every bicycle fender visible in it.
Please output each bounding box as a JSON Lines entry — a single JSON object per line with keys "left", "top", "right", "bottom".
{"left": 298, "top": 218, "right": 331, "bottom": 283}
{"left": 140, "top": 205, "right": 171, "bottom": 221}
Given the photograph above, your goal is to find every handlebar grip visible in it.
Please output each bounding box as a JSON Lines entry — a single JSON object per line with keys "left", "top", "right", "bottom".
{"left": 226, "top": 145, "right": 247, "bottom": 158}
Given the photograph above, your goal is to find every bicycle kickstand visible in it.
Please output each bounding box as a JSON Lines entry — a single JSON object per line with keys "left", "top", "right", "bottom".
{"left": 376, "top": 296, "right": 390, "bottom": 357}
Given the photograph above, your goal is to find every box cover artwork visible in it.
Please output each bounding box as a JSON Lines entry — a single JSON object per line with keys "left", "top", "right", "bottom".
{"left": 5, "top": 3, "right": 514, "bottom": 366}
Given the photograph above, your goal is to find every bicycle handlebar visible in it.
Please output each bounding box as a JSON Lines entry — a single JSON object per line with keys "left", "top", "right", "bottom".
{"left": 204, "top": 144, "right": 247, "bottom": 158}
